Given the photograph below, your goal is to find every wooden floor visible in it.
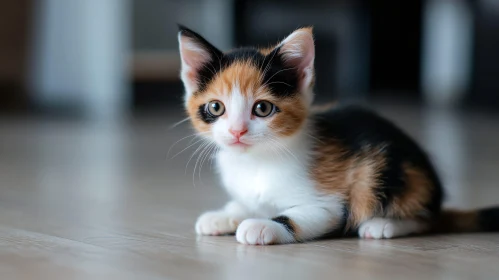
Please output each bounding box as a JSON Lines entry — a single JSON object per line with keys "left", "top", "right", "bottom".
{"left": 1, "top": 103, "right": 499, "bottom": 279}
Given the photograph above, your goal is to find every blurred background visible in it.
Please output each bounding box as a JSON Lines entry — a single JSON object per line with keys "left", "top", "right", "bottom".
{"left": 1, "top": 0, "right": 499, "bottom": 117}
{"left": 1, "top": 2, "right": 499, "bottom": 277}
{"left": 0, "top": 0, "right": 498, "bottom": 209}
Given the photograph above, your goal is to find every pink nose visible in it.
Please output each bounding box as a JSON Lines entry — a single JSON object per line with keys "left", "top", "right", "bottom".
{"left": 229, "top": 128, "right": 248, "bottom": 139}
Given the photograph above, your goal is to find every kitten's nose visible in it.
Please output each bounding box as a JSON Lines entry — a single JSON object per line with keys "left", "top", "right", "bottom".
{"left": 229, "top": 128, "right": 248, "bottom": 139}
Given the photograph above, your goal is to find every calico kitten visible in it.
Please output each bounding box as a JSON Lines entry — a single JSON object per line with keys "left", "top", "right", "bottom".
{"left": 177, "top": 25, "right": 499, "bottom": 245}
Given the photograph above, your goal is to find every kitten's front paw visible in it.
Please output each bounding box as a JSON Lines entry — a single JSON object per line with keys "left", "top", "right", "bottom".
{"left": 358, "top": 218, "right": 394, "bottom": 239}
{"left": 236, "top": 219, "right": 295, "bottom": 245}
{"left": 195, "top": 212, "right": 240, "bottom": 236}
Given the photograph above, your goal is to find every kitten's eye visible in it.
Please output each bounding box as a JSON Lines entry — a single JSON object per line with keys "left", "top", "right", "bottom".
{"left": 206, "top": 100, "right": 225, "bottom": 117}
{"left": 253, "top": 101, "right": 276, "bottom": 118}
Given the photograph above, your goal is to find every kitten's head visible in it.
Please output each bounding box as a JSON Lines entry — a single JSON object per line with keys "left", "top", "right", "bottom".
{"left": 178, "top": 25, "right": 315, "bottom": 152}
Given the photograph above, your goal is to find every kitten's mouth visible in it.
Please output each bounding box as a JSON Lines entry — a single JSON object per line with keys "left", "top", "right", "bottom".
{"left": 229, "top": 140, "right": 251, "bottom": 148}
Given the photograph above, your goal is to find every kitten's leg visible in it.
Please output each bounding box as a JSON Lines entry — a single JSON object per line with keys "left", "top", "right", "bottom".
{"left": 196, "top": 201, "right": 250, "bottom": 236}
{"left": 358, "top": 218, "right": 427, "bottom": 239}
{"left": 236, "top": 205, "right": 343, "bottom": 245}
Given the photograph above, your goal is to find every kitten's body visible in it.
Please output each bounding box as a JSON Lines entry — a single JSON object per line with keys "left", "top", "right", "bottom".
{"left": 178, "top": 25, "right": 499, "bottom": 245}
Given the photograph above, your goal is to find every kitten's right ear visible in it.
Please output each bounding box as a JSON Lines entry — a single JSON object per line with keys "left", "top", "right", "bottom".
{"left": 178, "top": 25, "right": 222, "bottom": 97}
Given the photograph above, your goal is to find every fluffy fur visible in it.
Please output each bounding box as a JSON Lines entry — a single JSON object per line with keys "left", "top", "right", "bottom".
{"left": 177, "top": 25, "right": 499, "bottom": 245}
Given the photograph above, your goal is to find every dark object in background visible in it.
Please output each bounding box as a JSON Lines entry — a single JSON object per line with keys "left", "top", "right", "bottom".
{"left": 368, "top": 0, "right": 422, "bottom": 97}
{"left": 0, "top": 0, "right": 32, "bottom": 114}
{"left": 468, "top": 2, "right": 499, "bottom": 110}
{"left": 133, "top": 82, "right": 185, "bottom": 112}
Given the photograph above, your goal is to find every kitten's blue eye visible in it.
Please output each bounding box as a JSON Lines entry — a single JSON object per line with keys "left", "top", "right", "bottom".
{"left": 206, "top": 100, "right": 225, "bottom": 117}
{"left": 253, "top": 101, "right": 276, "bottom": 117}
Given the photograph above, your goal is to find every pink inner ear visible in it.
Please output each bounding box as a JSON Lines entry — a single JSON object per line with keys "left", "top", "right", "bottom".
{"left": 179, "top": 36, "right": 214, "bottom": 93}
{"left": 180, "top": 37, "right": 211, "bottom": 70}
{"left": 279, "top": 29, "right": 315, "bottom": 85}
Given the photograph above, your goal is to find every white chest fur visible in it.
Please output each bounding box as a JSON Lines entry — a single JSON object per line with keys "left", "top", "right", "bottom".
{"left": 216, "top": 139, "right": 323, "bottom": 218}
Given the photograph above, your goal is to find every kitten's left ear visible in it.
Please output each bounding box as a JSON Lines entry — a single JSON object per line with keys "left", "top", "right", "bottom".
{"left": 278, "top": 27, "right": 315, "bottom": 93}
{"left": 178, "top": 25, "right": 223, "bottom": 98}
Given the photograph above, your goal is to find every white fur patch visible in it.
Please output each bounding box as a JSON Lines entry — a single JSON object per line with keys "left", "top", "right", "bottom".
{"left": 236, "top": 219, "right": 294, "bottom": 245}
{"left": 195, "top": 201, "right": 251, "bottom": 235}
{"left": 358, "top": 218, "right": 424, "bottom": 239}
{"left": 195, "top": 211, "right": 240, "bottom": 235}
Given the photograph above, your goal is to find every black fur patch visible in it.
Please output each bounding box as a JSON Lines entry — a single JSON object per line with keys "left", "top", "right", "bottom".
{"left": 178, "top": 25, "right": 299, "bottom": 98}
{"left": 259, "top": 47, "right": 299, "bottom": 98}
{"left": 478, "top": 207, "right": 499, "bottom": 231}
{"left": 271, "top": 216, "right": 296, "bottom": 234}
{"left": 313, "top": 105, "right": 443, "bottom": 217}
{"left": 197, "top": 104, "right": 217, "bottom": 124}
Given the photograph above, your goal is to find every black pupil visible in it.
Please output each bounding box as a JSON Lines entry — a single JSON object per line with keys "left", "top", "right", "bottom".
{"left": 211, "top": 102, "right": 220, "bottom": 113}
{"left": 258, "top": 103, "right": 267, "bottom": 113}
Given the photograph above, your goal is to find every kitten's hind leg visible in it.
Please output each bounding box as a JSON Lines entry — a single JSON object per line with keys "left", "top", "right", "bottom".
{"left": 195, "top": 201, "right": 250, "bottom": 236}
{"left": 358, "top": 218, "right": 428, "bottom": 239}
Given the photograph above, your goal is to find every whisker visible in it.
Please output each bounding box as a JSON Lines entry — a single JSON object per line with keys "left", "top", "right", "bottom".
{"left": 197, "top": 142, "right": 213, "bottom": 180}
{"left": 202, "top": 62, "right": 217, "bottom": 77}
{"left": 186, "top": 140, "right": 209, "bottom": 176}
{"left": 305, "top": 132, "right": 324, "bottom": 144}
{"left": 267, "top": 140, "right": 285, "bottom": 162}
{"left": 193, "top": 141, "right": 214, "bottom": 186}
{"left": 265, "top": 81, "right": 292, "bottom": 88}
{"left": 186, "top": 131, "right": 210, "bottom": 146}
{"left": 267, "top": 135, "right": 299, "bottom": 161}
{"left": 262, "top": 67, "right": 296, "bottom": 86}
{"left": 198, "top": 142, "right": 217, "bottom": 185}
{"left": 267, "top": 138, "right": 289, "bottom": 162}
{"left": 210, "top": 146, "right": 220, "bottom": 170}
{"left": 167, "top": 133, "right": 200, "bottom": 158}
{"left": 169, "top": 117, "right": 191, "bottom": 129}
{"left": 261, "top": 48, "right": 279, "bottom": 79}
{"left": 173, "top": 137, "right": 206, "bottom": 160}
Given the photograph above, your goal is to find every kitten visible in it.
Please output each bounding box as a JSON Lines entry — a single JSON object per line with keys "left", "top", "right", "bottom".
{"left": 177, "top": 25, "right": 499, "bottom": 245}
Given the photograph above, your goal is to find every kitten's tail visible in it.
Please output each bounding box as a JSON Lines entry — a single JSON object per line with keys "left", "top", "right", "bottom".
{"left": 432, "top": 207, "right": 499, "bottom": 233}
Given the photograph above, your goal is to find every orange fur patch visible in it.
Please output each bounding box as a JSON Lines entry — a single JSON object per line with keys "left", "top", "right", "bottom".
{"left": 347, "top": 156, "right": 385, "bottom": 228}
{"left": 312, "top": 142, "right": 386, "bottom": 229}
{"left": 204, "top": 61, "right": 264, "bottom": 97}
{"left": 268, "top": 95, "right": 307, "bottom": 137}
{"left": 311, "top": 142, "right": 351, "bottom": 198}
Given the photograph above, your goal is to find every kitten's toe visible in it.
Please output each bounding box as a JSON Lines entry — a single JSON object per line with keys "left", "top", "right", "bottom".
{"left": 358, "top": 218, "right": 390, "bottom": 239}
{"left": 236, "top": 219, "right": 294, "bottom": 245}
{"left": 359, "top": 218, "right": 421, "bottom": 239}
{"left": 195, "top": 212, "right": 239, "bottom": 236}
